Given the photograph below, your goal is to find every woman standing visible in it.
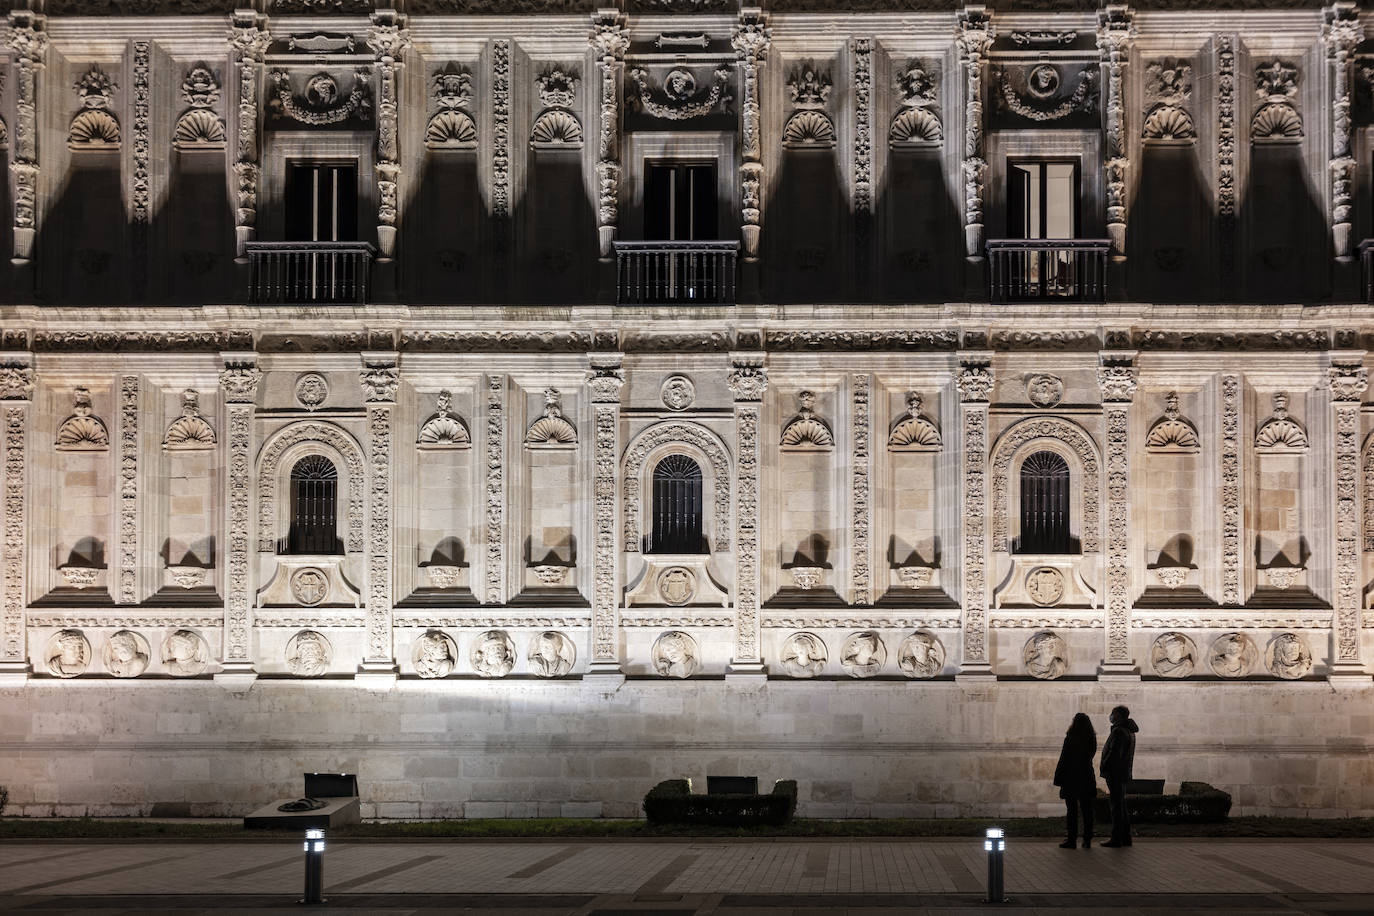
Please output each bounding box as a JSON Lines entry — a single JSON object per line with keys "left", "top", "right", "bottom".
{"left": 1053, "top": 712, "right": 1098, "bottom": 848}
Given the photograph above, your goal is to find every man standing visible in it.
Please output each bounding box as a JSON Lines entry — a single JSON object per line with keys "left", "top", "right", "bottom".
{"left": 1099, "top": 705, "right": 1139, "bottom": 847}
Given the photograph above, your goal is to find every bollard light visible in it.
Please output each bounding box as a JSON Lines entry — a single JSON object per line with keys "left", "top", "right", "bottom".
{"left": 300, "top": 827, "right": 326, "bottom": 905}
{"left": 984, "top": 826, "right": 1006, "bottom": 904}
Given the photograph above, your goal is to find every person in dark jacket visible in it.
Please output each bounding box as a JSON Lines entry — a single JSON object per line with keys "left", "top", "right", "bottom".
{"left": 1053, "top": 712, "right": 1097, "bottom": 848}
{"left": 1099, "top": 705, "right": 1139, "bottom": 847}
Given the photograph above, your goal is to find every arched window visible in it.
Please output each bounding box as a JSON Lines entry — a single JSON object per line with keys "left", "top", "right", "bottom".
{"left": 650, "top": 455, "right": 704, "bottom": 554}
{"left": 287, "top": 455, "right": 340, "bottom": 555}
{"left": 1017, "top": 450, "right": 1071, "bottom": 554}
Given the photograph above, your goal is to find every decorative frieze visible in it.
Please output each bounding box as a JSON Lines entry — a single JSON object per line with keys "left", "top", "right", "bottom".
{"left": 229, "top": 13, "right": 270, "bottom": 259}
{"left": 1323, "top": 3, "right": 1363, "bottom": 260}
{"left": 1330, "top": 359, "right": 1367, "bottom": 678}
{"left": 131, "top": 42, "right": 151, "bottom": 295}
{"left": 117, "top": 377, "right": 139, "bottom": 605}
{"left": 733, "top": 9, "right": 770, "bottom": 261}
{"left": 851, "top": 374, "right": 871, "bottom": 606}
{"left": 2, "top": 388, "right": 29, "bottom": 676}
{"left": 368, "top": 16, "right": 410, "bottom": 262}
{"left": 6, "top": 12, "right": 46, "bottom": 263}
{"left": 1219, "top": 374, "right": 1241, "bottom": 606}
{"left": 484, "top": 374, "right": 506, "bottom": 604}
{"left": 956, "top": 7, "right": 994, "bottom": 258}
{"left": 219, "top": 357, "right": 258, "bottom": 675}
{"left": 1097, "top": 6, "right": 1134, "bottom": 260}
{"left": 590, "top": 11, "right": 629, "bottom": 258}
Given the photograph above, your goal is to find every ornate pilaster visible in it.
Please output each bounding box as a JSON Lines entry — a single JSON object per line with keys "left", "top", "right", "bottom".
{"left": 850, "top": 373, "right": 872, "bottom": 606}
{"left": 1216, "top": 35, "right": 1237, "bottom": 284}
{"left": 491, "top": 39, "right": 511, "bottom": 221}
{"left": 956, "top": 356, "right": 994, "bottom": 678}
{"left": 1097, "top": 6, "right": 1135, "bottom": 262}
{"left": 484, "top": 373, "right": 507, "bottom": 606}
{"left": 358, "top": 354, "right": 399, "bottom": 682}
{"left": 215, "top": 353, "right": 260, "bottom": 686}
{"left": 117, "top": 376, "right": 140, "bottom": 606}
{"left": 1219, "top": 374, "right": 1242, "bottom": 606}
{"left": 851, "top": 38, "right": 874, "bottom": 285}
{"left": 728, "top": 353, "right": 767, "bottom": 679}
{"left": 586, "top": 352, "right": 625, "bottom": 682}
{"left": 1328, "top": 355, "right": 1368, "bottom": 683}
{"left": 1323, "top": 3, "right": 1363, "bottom": 262}
{"left": 6, "top": 12, "right": 46, "bottom": 265}
{"left": 0, "top": 355, "right": 34, "bottom": 683}
{"left": 229, "top": 12, "right": 270, "bottom": 261}
{"left": 590, "top": 10, "right": 629, "bottom": 260}
{"left": 368, "top": 14, "right": 410, "bottom": 263}
{"left": 956, "top": 7, "right": 994, "bottom": 259}
{"left": 131, "top": 40, "right": 151, "bottom": 294}
{"left": 1098, "top": 354, "right": 1138, "bottom": 678}
{"left": 733, "top": 9, "right": 770, "bottom": 262}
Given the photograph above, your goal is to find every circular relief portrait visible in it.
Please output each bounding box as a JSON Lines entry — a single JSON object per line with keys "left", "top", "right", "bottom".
{"left": 1208, "top": 632, "right": 1258, "bottom": 678}
{"left": 294, "top": 372, "right": 329, "bottom": 410}
{"left": 840, "top": 631, "right": 886, "bottom": 678}
{"left": 103, "top": 629, "right": 151, "bottom": 678}
{"left": 285, "top": 629, "right": 332, "bottom": 678}
{"left": 411, "top": 629, "right": 458, "bottom": 679}
{"left": 779, "top": 632, "right": 828, "bottom": 678}
{"left": 527, "top": 631, "right": 576, "bottom": 678}
{"left": 470, "top": 630, "right": 516, "bottom": 678}
{"left": 1265, "top": 632, "right": 1312, "bottom": 680}
{"left": 46, "top": 629, "right": 92, "bottom": 678}
{"left": 1149, "top": 631, "right": 1197, "bottom": 679}
{"left": 898, "top": 631, "right": 946, "bottom": 679}
{"left": 652, "top": 630, "right": 700, "bottom": 679}
{"left": 162, "top": 629, "right": 211, "bottom": 677}
{"left": 1023, "top": 630, "right": 1068, "bottom": 680}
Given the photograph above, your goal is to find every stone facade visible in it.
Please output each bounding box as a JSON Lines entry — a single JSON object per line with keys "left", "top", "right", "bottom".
{"left": 3, "top": 2, "right": 1374, "bottom": 818}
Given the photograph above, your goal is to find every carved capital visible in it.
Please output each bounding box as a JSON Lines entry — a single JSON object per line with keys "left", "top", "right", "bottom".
{"left": 589, "top": 10, "right": 629, "bottom": 62}
{"left": 732, "top": 8, "right": 771, "bottom": 65}
{"left": 219, "top": 360, "right": 260, "bottom": 404}
{"left": 587, "top": 355, "right": 624, "bottom": 404}
{"left": 956, "top": 361, "right": 994, "bottom": 403}
{"left": 0, "top": 363, "right": 34, "bottom": 401}
{"left": 1329, "top": 362, "right": 1369, "bottom": 402}
{"left": 5, "top": 13, "right": 47, "bottom": 66}
{"left": 1323, "top": 2, "right": 1364, "bottom": 57}
{"left": 367, "top": 21, "right": 411, "bottom": 63}
{"left": 1097, "top": 361, "right": 1138, "bottom": 403}
{"left": 1095, "top": 4, "right": 1136, "bottom": 59}
{"left": 228, "top": 14, "right": 271, "bottom": 62}
{"left": 360, "top": 358, "right": 399, "bottom": 403}
{"left": 728, "top": 358, "right": 768, "bottom": 402}
{"left": 956, "top": 6, "right": 994, "bottom": 60}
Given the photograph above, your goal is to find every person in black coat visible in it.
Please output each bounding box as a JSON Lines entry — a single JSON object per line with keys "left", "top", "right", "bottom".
{"left": 1053, "top": 712, "right": 1097, "bottom": 848}
{"left": 1100, "top": 704, "right": 1140, "bottom": 847}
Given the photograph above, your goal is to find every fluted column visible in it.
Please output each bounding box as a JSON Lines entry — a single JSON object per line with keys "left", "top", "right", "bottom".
{"left": 1328, "top": 355, "right": 1369, "bottom": 684}
{"left": 215, "top": 353, "right": 260, "bottom": 687}
{"left": 1098, "top": 354, "right": 1139, "bottom": 678}
{"left": 359, "top": 354, "right": 399, "bottom": 682}
{"left": 368, "top": 14, "right": 410, "bottom": 263}
{"left": 0, "top": 355, "right": 34, "bottom": 683}
{"left": 1097, "top": 6, "right": 1135, "bottom": 263}
{"left": 956, "top": 356, "right": 994, "bottom": 678}
{"left": 229, "top": 12, "right": 270, "bottom": 261}
{"left": 1323, "top": 3, "right": 1362, "bottom": 262}
{"left": 590, "top": 10, "right": 629, "bottom": 260}
{"left": 956, "top": 7, "right": 993, "bottom": 260}
{"left": 6, "top": 12, "right": 46, "bottom": 265}
{"left": 733, "top": 9, "right": 770, "bottom": 262}
{"left": 585, "top": 352, "right": 625, "bottom": 683}
{"left": 728, "top": 353, "right": 767, "bottom": 679}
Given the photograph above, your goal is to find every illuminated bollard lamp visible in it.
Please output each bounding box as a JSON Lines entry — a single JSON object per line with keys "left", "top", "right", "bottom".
{"left": 300, "top": 828, "right": 326, "bottom": 905}
{"left": 984, "top": 826, "right": 1006, "bottom": 904}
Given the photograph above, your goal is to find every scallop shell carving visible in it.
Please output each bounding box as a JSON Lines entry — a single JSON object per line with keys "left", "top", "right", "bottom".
{"left": 69, "top": 109, "right": 121, "bottom": 147}
{"left": 1251, "top": 103, "right": 1303, "bottom": 140}
{"left": 163, "top": 415, "right": 217, "bottom": 449}
{"left": 530, "top": 109, "right": 584, "bottom": 147}
{"left": 887, "top": 416, "right": 941, "bottom": 450}
{"left": 1141, "top": 104, "right": 1196, "bottom": 140}
{"left": 525, "top": 415, "right": 577, "bottom": 446}
{"left": 56, "top": 415, "right": 110, "bottom": 450}
{"left": 782, "top": 109, "right": 837, "bottom": 147}
{"left": 418, "top": 413, "right": 471, "bottom": 446}
{"left": 780, "top": 416, "right": 834, "bottom": 449}
{"left": 426, "top": 109, "right": 477, "bottom": 148}
{"left": 889, "top": 107, "right": 943, "bottom": 144}
{"left": 174, "top": 109, "right": 227, "bottom": 148}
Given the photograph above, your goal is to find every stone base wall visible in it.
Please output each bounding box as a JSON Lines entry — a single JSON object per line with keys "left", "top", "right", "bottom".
{"left": 3, "top": 680, "right": 1371, "bottom": 820}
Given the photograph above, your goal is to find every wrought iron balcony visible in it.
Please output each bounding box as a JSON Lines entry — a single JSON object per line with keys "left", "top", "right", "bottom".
{"left": 246, "top": 241, "right": 376, "bottom": 304}
{"left": 986, "top": 239, "right": 1111, "bottom": 303}
{"left": 614, "top": 240, "right": 738, "bottom": 306}
{"left": 1360, "top": 239, "right": 1374, "bottom": 303}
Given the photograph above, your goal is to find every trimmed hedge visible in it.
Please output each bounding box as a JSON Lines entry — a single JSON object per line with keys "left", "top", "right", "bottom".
{"left": 1094, "top": 781, "right": 1232, "bottom": 823}
{"left": 643, "top": 779, "right": 799, "bottom": 827}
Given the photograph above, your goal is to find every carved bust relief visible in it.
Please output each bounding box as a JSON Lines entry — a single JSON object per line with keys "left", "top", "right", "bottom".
{"left": 840, "top": 631, "right": 885, "bottom": 678}
{"left": 163, "top": 629, "right": 211, "bottom": 677}
{"left": 652, "top": 630, "right": 700, "bottom": 679}
{"left": 1023, "top": 631, "right": 1067, "bottom": 680}
{"left": 294, "top": 373, "right": 329, "bottom": 411}
{"left": 411, "top": 629, "right": 458, "bottom": 678}
{"left": 286, "top": 629, "right": 331, "bottom": 677}
{"left": 780, "top": 631, "right": 828, "bottom": 678}
{"left": 1266, "top": 632, "right": 1312, "bottom": 680}
{"left": 46, "top": 629, "right": 92, "bottom": 678}
{"left": 898, "top": 632, "right": 945, "bottom": 679}
{"left": 1150, "top": 631, "right": 1197, "bottom": 678}
{"left": 104, "top": 629, "right": 150, "bottom": 678}
{"left": 527, "top": 631, "right": 576, "bottom": 677}
{"left": 1209, "top": 632, "right": 1258, "bottom": 678}
{"left": 471, "top": 630, "right": 516, "bottom": 677}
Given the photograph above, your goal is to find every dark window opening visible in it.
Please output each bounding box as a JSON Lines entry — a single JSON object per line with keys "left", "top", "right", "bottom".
{"left": 1016, "top": 450, "right": 1073, "bottom": 555}
{"left": 1007, "top": 160, "right": 1079, "bottom": 240}
{"left": 287, "top": 162, "right": 358, "bottom": 242}
{"left": 287, "top": 455, "right": 341, "bottom": 555}
{"left": 650, "top": 454, "right": 705, "bottom": 554}
{"left": 645, "top": 162, "right": 717, "bottom": 241}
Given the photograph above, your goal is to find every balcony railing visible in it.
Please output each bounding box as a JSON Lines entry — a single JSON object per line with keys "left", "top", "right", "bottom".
{"left": 246, "top": 241, "right": 376, "bottom": 304}
{"left": 614, "top": 240, "right": 738, "bottom": 306}
{"left": 987, "top": 239, "right": 1110, "bottom": 303}
{"left": 1360, "top": 239, "right": 1374, "bottom": 303}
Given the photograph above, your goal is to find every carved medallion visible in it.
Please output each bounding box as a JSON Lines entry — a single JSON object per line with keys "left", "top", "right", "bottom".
{"left": 46, "top": 629, "right": 92, "bottom": 678}
{"left": 1208, "top": 632, "right": 1257, "bottom": 678}
{"left": 1026, "top": 374, "right": 1064, "bottom": 408}
{"left": 1149, "top": 631, "right": 1197, "bottom": 678}
{"left": 780, "top": 631, "right": 828, "bottom": 678}
{"left": 290, "top": 567, "right": 329, "bottom": 606}
{"left": 1027, "top": 63, "right": 1061, "bottom": 99}
{"left": 657, "top": 566, "right": 697, "bottom": 606}
{"left": 661, "top": 375, "right": 696, "bottom": 410}
{"left": 103, "top": 629, "right": 151, "bottom": 678}
{"left": 1023, "top": 630, "right": 1068, "bottom": 679}
{"left": 1026, "top": 567, "right": 1065, "bottom": 607}
{"left": 840, "top": 631, "right": 886, "bottom": 678}
{"left": 898, "top": 632, "right": 945, "bottom": 679}
{"left": 528, "top": 630, "right": 576, "bottom": 677}
{"left": 162, "top": 628, "right": 211, "bottom": 677}
{"left": 411, "top": 629, "right": 457, "bottom": 679}
{"left": 471, "top": 629, "right": 516, "bottom": 677}
{"left": 1266, "top": 632, "right": 1312, "bottom": 680}
{"left": 652, "top": 630, "right": 700, "bottom": 679}
{"left": 286, "top": 629, "right": 331, "bottom": 677}
{"left": 295, "top": 373, "right": 329, "bottom": 411}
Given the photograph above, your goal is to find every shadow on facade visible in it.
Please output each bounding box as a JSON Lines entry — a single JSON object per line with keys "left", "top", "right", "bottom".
{"left": 146, "top": 150, "right": 235, "bottom": 305}
{"left": 38, "top": 152, "right": 128, "bottom": 305}
{"left": 1128, "top": 146, "right": 1211, "bottom": 301}
{"left": 1239, "top": 145, "right": 1327, "bottom": 302}
{"left": 766, "top": 149, "right": 847, "bottom": 303}
{"left": 875, "top": 148, "right": 960, "bottom": 302}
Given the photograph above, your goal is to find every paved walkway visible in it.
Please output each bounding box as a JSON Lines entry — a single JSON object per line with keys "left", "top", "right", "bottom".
{"left": 0, "top": 837, "right": 1372, "bottom": 913}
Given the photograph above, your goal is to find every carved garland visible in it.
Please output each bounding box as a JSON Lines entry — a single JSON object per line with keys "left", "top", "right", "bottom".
{"left": 485, "top": 375, "right": 505, "bottom": 603}
{"left": 118, "top": 377, "right": 139, "bottom": 605}
{"left": 623, "top": 422, "right": 732, "bottom": 554}
{"left": 990, "top": 417, "right": 1101, "bottom": 554}
{"left": 851, "top": 374, "right": 871, "bottom": 606}
{"left": 257, "top": 421, "right": 366, "bottom": 554}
